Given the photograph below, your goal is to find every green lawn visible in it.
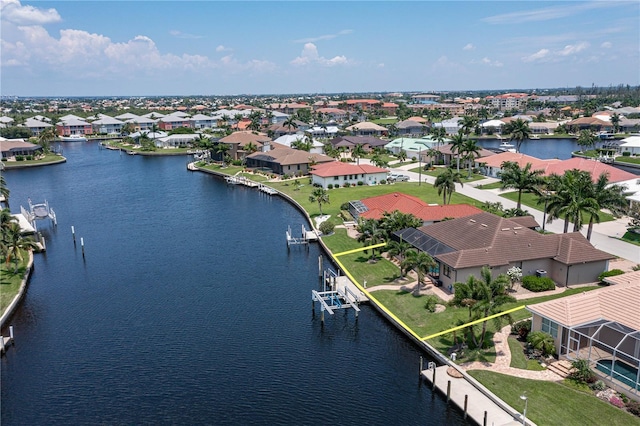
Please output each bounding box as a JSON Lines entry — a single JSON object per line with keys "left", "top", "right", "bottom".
{"left": 508, "top": 336, "right": 545, "bottom": 370}
{"left": 2, "top": 154, "right": 66, "bottom": 167}
{"left": 107, "top": 142, "right": 192, "bottom": 154}
{"left": 616, "top": 156, "right": 640, "bottom": 165}
{"left": 0, "top": 257, "right": 29, "bottom": 312}
{"left": 621, "top": 230, "right": 640, "bottom": 246}
{"left": 371, "top": 118, "right": 398, "bottom": 125}
{"left": 476, "top": 181, "right": 503, "bottom": 190}
{"left": 408, "top": 166, "right": 487, "bottom": 182}
{"left": 468, "top": 371, "right": 640, "bottom": 426}
{"left": 500, "top": 191, "right": 615, "bottom": 223}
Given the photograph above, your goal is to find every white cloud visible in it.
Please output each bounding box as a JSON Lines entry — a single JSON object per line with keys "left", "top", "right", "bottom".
{"left": 463, "top": 43, "right": 475, "bottom": 51}
{"left": 169, "top": 30, "right": 203, "bottom": 40}
{"left": 601, "top": 41, "right": 612, "bottom": 48}
{"left": 378, "top": 63, "right": 385, "bottom": 68}
{"left": 294, "top": 29, "right": 353, "bottom": 43}
{"left": 0, "top": 0, "right": 61, "bottom": 25}
{"left": 557, "top": 42, "right": 589, "bottom": 56}
{"left": 290, "top": 43, "right": 350, "bottom": 67}
{"left": 483, "top": 2, "right": 627, "bottom": 24}
{"left": 476, "top": 57, "right": 503, "bottom": 67}
{"left": 216, "top": 45, "right": 232, "bottom": 52}
{"left": 522, "top": 49, "right": 551, "bottom": 62}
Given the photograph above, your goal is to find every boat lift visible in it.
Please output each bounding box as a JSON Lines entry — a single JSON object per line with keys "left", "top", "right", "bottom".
{"left": 21, "top": 199, "right": 57, "bottom": 231}
{"left": 312, "top": 287, "right": 361, "bottom": 323}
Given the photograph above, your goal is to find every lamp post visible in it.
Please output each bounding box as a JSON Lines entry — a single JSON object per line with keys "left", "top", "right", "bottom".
{"left": 520, "top": 393, "right": 528, "bottom": 425}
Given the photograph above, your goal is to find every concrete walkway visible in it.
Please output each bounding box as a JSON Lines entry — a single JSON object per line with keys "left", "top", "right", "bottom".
{"left": 460, "top": 325, "right": 564, "bottom": 381}
{"left": 379, "top": 160, "right": 640, "bottom": 264}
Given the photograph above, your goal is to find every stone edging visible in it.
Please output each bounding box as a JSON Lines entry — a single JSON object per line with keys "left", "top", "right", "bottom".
{"left": 2, "top": 157, "right": 67, "bottom": 169}
{"left": 0, "top": 251, "right": 34, "bottom": 329}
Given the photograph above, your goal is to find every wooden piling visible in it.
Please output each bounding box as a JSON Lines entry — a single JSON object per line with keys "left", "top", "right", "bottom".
{"left": 0, "top": 336, "right": 5, "bottom": 354}
{"left": 432, "top": 367, "right": 436, "bottom": 390}
{"left": 446, "top": 380, "right": 451, "bottom": 403}
{"left": 9, "top": 326, "right": 14, "bottom": 342}
{"left": 81, "top": 237, "right": 85, "bottom": 258}
{"left": 71, "top": 225, "right": 76, "bottom": 243}
{"left": 318, "top": 255, "right": 323, "bottom": 277}
{"left": 419, "top": 356, "right": 423, "bottom": 376}
{"left": 483, "top": 410, "right": 487, "bottom": 426}
{"left": 464, "top": 394, "right": 468, "bottom": 419}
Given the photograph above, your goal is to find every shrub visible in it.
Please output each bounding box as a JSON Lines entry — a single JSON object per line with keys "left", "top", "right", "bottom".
{"left": 26, "top": 155, "right": 33, "bottom": 160}
{"left": 527, "top": 331, "right": 556, "bottom": 356}
{"left": 626, "top": 400, "right": 640, "bottom": 417}
{"left": 15, "top": 155, "right": 24, "bottom": 161}
{"left": 343, "top": 182, "right": 350, "bottom": 188}
{"left": 622, "top": 151, "right": 631, "bottom": 157}
{"left": 357, "top": 181, "right": 364, "bottom": 186}
{"left": 598, "top": 269, "right": 625, "bottom": 283}
{"left": 568, "top": 358, "right": 596, "bottom": 384}
{"left": 513, "top": 320, "right": 531, "bottom": 340}
{"left": 318, "top": 220, "right": 335, "bottom": 235}
{"left": 282, "top": 174, "right": 290, "bottom": 180}
{"left": 1, "top": 158, "right": 6, "bottom": 161}
{"left": 424, "top": 295, "right": 440, "bottom": 313}
{"left": 590, "top": 380, "right": 606, "bottom": 391}
{"left": 522, "top": 276, "right": 555, "bottom": 292}
{"left": 327, "top": 184, "right": 333, "bottom": 189}
{"left": 380, "top": 179, "right": 387, "bottom": 185}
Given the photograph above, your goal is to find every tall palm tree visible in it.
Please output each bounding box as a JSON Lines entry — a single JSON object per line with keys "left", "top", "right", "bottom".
{"left": 503, "top": 118, "right": 531, "bottom": 153}
{"left": 471, "top": 267, "right": 515, "bottom": 348}
{"left": 38, "top": 126, "right": 57, "bottom": 153}
{"left": 0, "top": 175, "right": 10, "bottom": 208}
{"left": 215, "top": 143, "right": 231, "bottom": 165}
{"left": 233, "top": 113, "right": 244, "bottom": 129}
{"left": 546, "top": 170, "right": 598, "bottom": 233}
{"left": 450, "top": 131, "right": 466, "bottom": 173}
{"left": 386, "top": 239, "right": 411, "bottom": 276}
{"left": 292, "top": 138, "right": 312, "bottom": 152}
{"left": 585, "top": 172, "right": 629, "bottom": 241}
{"left": 396, "top": 149, "right": 407, "bottom": 163}
{"left": 459, "top": 115, "right": 478, "bottom": 138}
{"left": 460, "top": 139, "right": 481, "bottom": 178}
{"left": 576, "top": 130, "right": 596, "bottom": 152}
{"left": 498, "top": 161, "right": 545, "bottom": 210}
{"left": 402, "top": 249, "right": 436, "bottom": 286}
{"left": 356, "top": 218, "right": 386, "bottom": 260}
{"left": 283, "top": 116, "right": 298, "bottom": 134}
{"left": 3, "top": 222, "right": 39, "bottom": 273}
{"left": 351, "top": 144, "right": 366, "bottom": 165}
{"left": 434, "top": 168, "right": 463, "bottom": 205}
{"left": 610, "top": 113, "right": 621, "bottom": 134}
{"left": 309, "top": 187, "right": 329, "bottom": 215}
{"left": 432, "top": 126, "right": 447, "bottom": 150}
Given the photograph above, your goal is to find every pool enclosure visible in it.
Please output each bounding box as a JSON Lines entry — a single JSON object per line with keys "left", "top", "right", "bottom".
{"left": 564, "top": 319, "right": 640, "bottom": 394}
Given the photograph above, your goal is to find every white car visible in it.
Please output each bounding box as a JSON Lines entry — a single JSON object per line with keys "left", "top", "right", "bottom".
{"left": 388, "top": 173, "right": 409, "bottom": 182}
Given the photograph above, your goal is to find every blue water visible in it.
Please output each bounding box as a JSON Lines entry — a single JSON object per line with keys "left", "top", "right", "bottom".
{"left": 1, "top": 143, "right": 467, "bottom": 425}
{"left": 597, "top": 359, "right": 640, "bottom": 390}
{"left": 477, "top": 138, "right": 579, "bottom": 160}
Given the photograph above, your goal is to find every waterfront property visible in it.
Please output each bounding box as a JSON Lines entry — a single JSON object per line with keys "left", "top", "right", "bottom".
{"left": 246, "top": 144, "right": 333, "bottom": 176}
{"left": 394, "top": 212, "right": 613, "bottom": 289}
{"left": 309, "top": 162, "right": 388, "bottom": 188}
{"left": 0, "top": 138, "right": 43, "bottom": 160}
{"left": 527, "top": 281, "right": 640, "bottom": 397}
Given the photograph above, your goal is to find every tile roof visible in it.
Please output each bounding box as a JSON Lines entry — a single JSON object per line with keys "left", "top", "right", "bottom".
{"left": 478, "top": 151, "right": 556, "bottom": 169}
{"left": 330, "top": 136, "right": 388, "bottom": 148}
{"left": 345, "top": 122, "right": 388, "bottom": 131}
{"left": 359, "top": 192, "right": 482, "bottom": 221}
{"left": 219, "top": 131, "right": 271, "bottom": 145}
{"left": 437, "top": 143, "right": 496, "bottom": 159}
{"left": 543, "top": 157, "right": 637, "bottom": 183}
{"left": 309, "top": 162, "right": 388, "bottom": 178}
{"left": 416, "top": 212, "right": 611, "bottom": 269}
{"left": 603, "top": 271, "right": 640, "bottom": 285}
{"left": 527, "top": 282, "right": 640, "bottom": 329}
{"left": 248, "top": 147, "right": 333, "bottom": 166}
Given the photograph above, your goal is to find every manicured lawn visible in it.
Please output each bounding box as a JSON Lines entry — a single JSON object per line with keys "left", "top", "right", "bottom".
{"left": 371, "top": 118, "right": 398, "bottom": 125}
{"left": 616, "top": 156, "right": 640, "bottom": 165}
{"left": 198, "top": 163, "right": 246, "bottom": 176}
{"left": 476, "top": 181, "right": 503, "bottom": 190}
{"left": 408, "top": 166, "right": 487, "bottom": 182}
{"left": 0, "top": 259, "right": 28, "bottom": 312}
{"left": 2, "top": 154, "right": 66, "bottom": 167}
{"left": 468, "top": 371, "right": 640, "bottom": 426}
{"left": 107, "top": 142, "right": 192, "bottom": 154}
{"left": 508, "top": 336, "right": 545, "bottom": 370}
{"left": 500, "top": 191, "right": 615, "bottom": 223}
{"left": 621, "top": 230, "right": 640, "bottom": 246}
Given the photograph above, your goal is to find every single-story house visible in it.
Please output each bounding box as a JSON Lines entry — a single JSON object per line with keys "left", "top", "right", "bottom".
{"left": 329, "top": 136, "right": 388, "bottom": 152}
{"left": 437, "top": 143, "right": 496, "bottom": 167}
{"left": 0, "top": 138, "right": 43, "bottom": 159}
{"left": 155, "top": 134, "right": 199, "bottom": 148}
{"left": 527, "top": 280, "right": 640, "bottom": 395}
{"left": 432, "top": 117, "right": 463, "bottom": 135}
{"left": 394, "top": 212, "right": 613, "bottom": 290}
{"left": 350, "top": 192, "right": 482, "bottom": 224}
{"left": 274, "top": 134, "right": 325, "bottom": 155}
{"left": 395, "top": 119, "right": 429, "bottom": 136}
{"left": 268, "top": 120, "right": 310, "bottom": 138}
{"left": 309, "top": 162, "right": 388, "bottom": 188}
{"left": 618, "top": 135, "right": 640, "bottom": 156}
{"left": 218, "top": 131, "right": 272, "bottom": 161}
{"left": 246, "top": 145, "right": 333, "bottom": 176}
{"left": 384, "top": 137, "right": 438, "bottom": 159}
{"left": 345, "top": 122, "right": 388, "bottom": 137}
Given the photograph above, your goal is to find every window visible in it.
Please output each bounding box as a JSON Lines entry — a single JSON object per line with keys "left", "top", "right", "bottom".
{"left": 334, "top": 176, "right": 339, "bottom": 181}
{"left": 541, "top": 318, "right": 558, "bottom": 338}
{"left": 442, "top": 264, "right": 451, "bottom": 278}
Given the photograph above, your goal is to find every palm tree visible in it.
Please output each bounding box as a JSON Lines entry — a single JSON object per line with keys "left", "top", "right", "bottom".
{"left": 472, "top": 267, "right": 515, "bottom": 348}
{"left": 215, "top": 143, "right": 231, "bottom": 165}
{"left": 459, "top": 115, "right": 478, "bottom": 138}
{"left": 460, "top": 139, "right": 481, "bottom": 178}
{"left": 351, "top": 144, "right": 366, "bottom": 165}
{"left": 610, "top": 113, "right": 621, "bottom": 134}
{"left": 378, "top": 210, "right": 422, "bottom": 239}
{"left": 0, "top": 175, "right": 10, "bottom": 208}
{"left": 585, "top": 172, "right": 629, "bottom": 241}
{"left": 546, "top": 170, "right": 598, "bottom": 233}
{"left": 576, "top": 130, "right": 596, "bottom": 152}
{"left": 38, "top": 126, "right": 58, "bottom": 153}
{"left": 396, "top": 149, "right": 407, "bottom": 163}
{"left": 3, "top": 222, "right": 39, "bottom": 273}
{"left": 233, "top": 113, "right": 244, "bottom": 129}
{"left": 121, "top": 122, "right": 135, "bottom": 136}
{"left": 283, "top": 116, "right": 298, "bottom": 134}
{"left": 323, "top": 143, "right": 341, "bottom": 160}
{"left": 356, "top": 218, "right": 386, "bottom": 260}
{"left": 386, "top": 239, "right": 411, "bottom": 276}
{"left": 292, "top": 138, "right": 312, "bottom": 152}
{"left": 433, "top": 168, "right": 463, "bottom": 205}
{"left": 309, "top": 187, "right": 329, "bottom": 215}
{"left": 498, "top": 161, "right": 545, "bottom": 210}
{"left": 503, "top": 118, "right": 531, "bottom": 153}
{"left": 403, "top": 249, "right": 436, "bottom": 286}
{"left": 450, "top": 131, "right": 465, "bottom": 173}
{"left": 432, "top": 127, "right": 447, "bottom": 150}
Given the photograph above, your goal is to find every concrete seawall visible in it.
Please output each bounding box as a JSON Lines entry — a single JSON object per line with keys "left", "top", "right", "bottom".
{"left": 0, "top": 252, "right": 34, "bottom": 329}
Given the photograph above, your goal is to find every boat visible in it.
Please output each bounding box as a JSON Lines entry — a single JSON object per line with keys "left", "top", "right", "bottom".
{"left": 60, "top": 134, "right": 87, "bottom": 142}
{"left": 530, "top": 135, "right": 540, "bottom": 140}
{"left": 498, "top": 141, "right": 516, "bottom": 153}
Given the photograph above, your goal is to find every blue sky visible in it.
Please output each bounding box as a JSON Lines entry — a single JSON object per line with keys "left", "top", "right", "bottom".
{"left": 1, "top": 0, "right": 638, "bottom": 96}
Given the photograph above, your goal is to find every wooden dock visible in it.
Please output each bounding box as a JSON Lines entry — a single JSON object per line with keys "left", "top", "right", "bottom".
{"left": 422, "top": 365, "right": 529, "bottom": 426}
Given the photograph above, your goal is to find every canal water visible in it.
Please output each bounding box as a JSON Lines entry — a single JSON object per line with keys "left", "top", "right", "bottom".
{"left": 1, "top": 143, "right": 468, "bottom": 425}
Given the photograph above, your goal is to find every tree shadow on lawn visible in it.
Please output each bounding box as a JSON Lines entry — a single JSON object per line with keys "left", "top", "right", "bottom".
{"left": 435, "top": 334, "right": 497, "bottom": 364}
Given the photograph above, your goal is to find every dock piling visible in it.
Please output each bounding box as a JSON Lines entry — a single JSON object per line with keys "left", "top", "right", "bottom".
{"left": 72, "top": 225, "right": 76, "bottom": 243}
{"left": 446, "top": 380, "right": 451, "bottom": 403}
{"left": 464, "top": 394, "right": 468, "bottom": 419}
{"left": 0, "top": 336, "right": 4, "bottom": 354}
{"left": 483, "top": 411, "right": 487, "bottom": 426}
{"left": 9, "top": 326, "right": 14, "bottom": 342}
{"left": 432, "top": 367, "right": 436, "bottom": 390}
{"left": 81, "top": 237, "right": 85, "bottom": 258}
{"left": 419, "top": 356, "right": 423, "bottom": 376}
{"left": 318, "top": 255, "right": 323, "bottom": 277}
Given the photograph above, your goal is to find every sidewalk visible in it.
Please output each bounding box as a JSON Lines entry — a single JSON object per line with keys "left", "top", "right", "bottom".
{"left": 384, "top": 162, "right": 640, "bottom": 264}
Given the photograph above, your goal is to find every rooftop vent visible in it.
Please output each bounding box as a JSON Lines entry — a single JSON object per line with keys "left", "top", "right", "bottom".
{"left": 501, "top": 228, "right": 510, "bottom": 231}
{"left": 481, "top": 223, "right": 488, "bottom": 227}
{"left": 513, "top": 226, "right": 522, "bottom": 230}
{"left": 470, "top": 219, "right": 476, "bottom": 223}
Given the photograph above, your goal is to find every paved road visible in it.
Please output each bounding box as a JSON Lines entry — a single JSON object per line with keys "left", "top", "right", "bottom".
{"left": 378, "top": 160, "right": 639, "bottom": 264}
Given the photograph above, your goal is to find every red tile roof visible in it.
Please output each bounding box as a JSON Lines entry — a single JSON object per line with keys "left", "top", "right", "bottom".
{"left": 359, "top": 193, "right": 482, "bottom": 221}
{"left": 543, "top": 157, "right": 637, "bottom": 183}
{"left": 309, "top": 162, "right": 388, "bottom": 178}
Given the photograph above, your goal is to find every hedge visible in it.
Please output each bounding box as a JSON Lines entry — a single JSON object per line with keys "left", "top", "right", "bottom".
{"left": 522, "top": 275, "right": 555, "bottom": 292}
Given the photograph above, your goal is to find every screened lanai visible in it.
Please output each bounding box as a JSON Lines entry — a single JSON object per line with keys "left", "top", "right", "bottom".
{"left": 565, "top": 319, "right": 640, "bottom": 394}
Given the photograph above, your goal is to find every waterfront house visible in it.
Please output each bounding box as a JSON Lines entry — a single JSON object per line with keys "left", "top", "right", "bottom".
{"left": 159, "top": 114, "right": 192, "bottom": 131}
{"left": 273, "top": 134, "right": 325, "bottom": 155}
{"left": 309, "top": 161, "right": 388, "bottom": 188}
{"left": 56, "top": 117, "right": 92, "bottom": 136}
{"left": 91, "top": 115, "right": 124, "bottom": 135}
{"left": 23, "top": 117, "right": 53, "bottom": 136}
{"left": 432, "top": 117, "right": 463, "bottom": 135}
{"left": 246, "top": 145, "right": 333, "bottom": 176}
{"left": 394, "top": 212, "right": 613, "bottom": 289}
{"left": 438, "top": 143, "right": 495, "bottom": 167}
{"left": 527, "top": 279, "right": 640, "bottom": 394}
{"left": 329, "top": 136, "right": 388, "bottom": 152}
{"left": 384, "top": 137, "right": 437, "bottom": 160}
{"left": 350, "top": 192, "right": 482, "bottom": 224}
{"left": 190, "top": 113, "right": 217, "bottom": 130}
{"left": 618, "top": 135, "right": 640, "bottom": 156}
{"left": 0, "top": 137, "right": 43, "bottom": 159}
{"left": 218, "top": 131, "right": 272, "bottom": 161}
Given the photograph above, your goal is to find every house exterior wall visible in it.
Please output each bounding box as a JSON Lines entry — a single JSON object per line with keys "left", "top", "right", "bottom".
{"left": 565, "top": 260, "right": 608, "bottom": 286}
{"left": 311, "top": 171, "right": 388, "bottom": 188}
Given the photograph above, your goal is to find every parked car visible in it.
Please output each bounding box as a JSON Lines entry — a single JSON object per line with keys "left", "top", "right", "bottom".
{"left": 388, "top": 173, "right": 409, "bottom": 182}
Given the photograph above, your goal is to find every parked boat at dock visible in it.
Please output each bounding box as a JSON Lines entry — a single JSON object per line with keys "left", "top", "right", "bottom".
{"left": 59, "top": 134, "right": 87, "bottom": 142}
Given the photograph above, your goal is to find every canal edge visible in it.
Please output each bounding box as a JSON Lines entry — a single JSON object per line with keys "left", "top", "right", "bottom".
{"left": 0, "top": 251, "right": 34, "bottom": 329}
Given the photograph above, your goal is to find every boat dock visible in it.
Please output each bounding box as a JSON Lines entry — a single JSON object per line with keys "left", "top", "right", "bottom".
{"left": 226, "top": 173, "right": 279, "bottom": 196}
{"left": 421, "top": 365, "right": 530, "bottom": 425}
{"left": 323, "top": 269, "right": 368, "bottom": 302}
{"left": 286, "top": 225, "right": 318, "bottom": 247}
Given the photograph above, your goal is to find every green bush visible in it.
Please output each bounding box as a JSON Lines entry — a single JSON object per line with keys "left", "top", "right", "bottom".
{"left": 357, "top": 181, "right": 364, "bottom": 186}
{"left": 424, "top": 295, "right": 440, "bottom": 312}
{"left": 569, "top": 358, "right": 596, "bottom": 384}
{"left": 527, "top": 331, "right": 556, "bottom": 356}
{"left": 318, "top": 220, "right": 335, "bottom": 235}
{"left": 380, "top": 179, "right": 387, "bottom": 185}
{"left": 626, "top": 400, "right": 640, "bottom": 417}
{"left": 2, "top": 158, "right": 7, "bottom": 161}
{"left": 327, "top": 184, "right": 333, "bottom": 189}
{"left": 513, "top": 320, "right": 531, "bottom": 339}
{"left": 522, "top": 275, "right": 555, "bottom": 292}
{"left": 598, "top": 269, "right": 625, "bottom": 283}
{"left": 15, "top": 155, "right": 24, "bottom": 161}
{"left": 340, "top": 202, "right": 350, "bottom": 210}
{"left": 26, "top": 155, "right": 33, "bottom": 160}
{"left": 622, "top": 151, "right": 631, "bottom": 156}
